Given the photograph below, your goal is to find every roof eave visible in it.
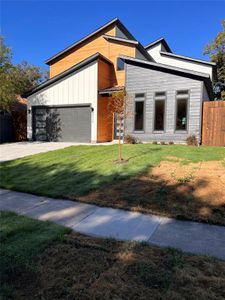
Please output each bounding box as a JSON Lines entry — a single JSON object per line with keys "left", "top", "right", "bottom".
{"left": 24, "top": 53, "right": 113, "bottom": 98}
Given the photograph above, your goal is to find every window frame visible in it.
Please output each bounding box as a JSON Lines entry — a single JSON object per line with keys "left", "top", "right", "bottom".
{"left": 175, "top": 90, "right": 190, "bottom": 132}
{"left": 117, "top": 57, "right": 125, "bottom": 71}
{"left": 153, "top": 91, "right": 166, "bottom": 133}
{"left": 133, "top": 93, "right": 146, "bottom": 133}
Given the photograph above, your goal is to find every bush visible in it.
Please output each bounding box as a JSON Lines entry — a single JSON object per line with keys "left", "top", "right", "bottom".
{"left": 152, "top": 141, "right": 158, "bottom": 145}
{"left": 186, "top": 135, "right": 198, "bottom": 146}
{"left": 160, "top": 141, "right": 166, "bottom": 145}
{"left": 124, "top": 134, "right": 137, "bottom": 144}
{"left": 169, "top": 141, "right": 174, "bottom": 145}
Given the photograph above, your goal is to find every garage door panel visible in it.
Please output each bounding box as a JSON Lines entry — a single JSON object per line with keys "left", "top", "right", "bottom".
{"left": 33, "top": 106, "right": 91, "bottom": 142}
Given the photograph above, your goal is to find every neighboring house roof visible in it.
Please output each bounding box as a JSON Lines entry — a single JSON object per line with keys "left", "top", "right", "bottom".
{"left": 119, "top": 55, "right": 213, "bottom": 99}
{"left": 45, "top": 18, "right": 138, "bottom": 65}
{"left": 24, "top": 53, "right": 113, "bottom": 97}
{"left": 145, "top": 37, "right": 172, "bottom": 53}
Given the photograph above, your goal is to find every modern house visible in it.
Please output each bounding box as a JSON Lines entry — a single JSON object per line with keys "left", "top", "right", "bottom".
{"left": 25, "top": 18, "right": 216, "bottom": 143}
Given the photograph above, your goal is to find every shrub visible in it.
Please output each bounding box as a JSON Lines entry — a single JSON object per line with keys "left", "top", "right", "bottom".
{"left": 186, "top": 135, "right": 198, "bottom": 146}
{"left": 152, "top": 141, "right": 158, "bottom": 145}
{"left": 160, "top": 141, "right": 166, "bottom": 145}
{"left": 124, "top": 134, "right": 137, "bottom": 144}
{"left": 169, "top": 141, "right": 174, "bottom": 145}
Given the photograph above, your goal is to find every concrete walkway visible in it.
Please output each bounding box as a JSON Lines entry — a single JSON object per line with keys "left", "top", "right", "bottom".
{"left": 0, "top": 188, "right": 225, "bottom": 260}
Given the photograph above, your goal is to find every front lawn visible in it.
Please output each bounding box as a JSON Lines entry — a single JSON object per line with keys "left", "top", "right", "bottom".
{"left": 1, "top": 212, "right": 225, "bottom": 300}
{"left": 0, "top": 144, "right": 225, "bottom": 225}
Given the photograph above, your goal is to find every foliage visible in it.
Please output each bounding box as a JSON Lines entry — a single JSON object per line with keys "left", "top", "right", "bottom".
{"left": 186, "top": 135, "right": 198, "bottom": 146}
{"left": 0, "top": 35, "right": 48, "bottom": 111}
{"left": 204, "top": 20, "right": 225, "bottom": 100}
{"left": 124, "top": 134, "right": 138, "bottom": 144}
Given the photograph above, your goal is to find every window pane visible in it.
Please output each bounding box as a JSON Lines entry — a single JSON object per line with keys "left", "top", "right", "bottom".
{"left": 177, "top": 90, "right": 188, "bottom": 95}
{"left": 135, "top": 101, "right": 144, "bottom": 130}
{"left": 155, "top": 92, "right": 166, "bottom": 97}
{"left": 117, "top": 58, "right": 124, "bottom": 71}
{"left": 154, "top": 100, "right": 165, "bottom": 131}
{"left": 176, "top": 99, "right": 187, "bottom": 130}
{"left": 135, "top": 93, "right": 145, "bottom": 98}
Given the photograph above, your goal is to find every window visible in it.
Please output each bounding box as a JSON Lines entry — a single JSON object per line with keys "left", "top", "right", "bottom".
{"left": 134, "top": 94, "right": 145, "bottom": 131}
{"left": 117, "top": 58, "right": 124, "bottom": 71}
{"left": 176, "top": 97, "right": 188, "bottom": 131}
{"left": 154, "top": 92, "right": 166, "bottom": 131}
{"left": 154, "top": 100, "right": 165, "bottom": 131}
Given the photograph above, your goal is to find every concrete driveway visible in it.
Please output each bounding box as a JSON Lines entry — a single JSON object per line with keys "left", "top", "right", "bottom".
{"left": 0, "top": 142, "right": 77, "bottom": 162}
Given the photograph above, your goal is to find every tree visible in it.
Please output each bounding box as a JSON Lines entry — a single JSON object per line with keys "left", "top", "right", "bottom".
{"left": 0, "top": 35, "right": 48, "bottom": 111}
{"left": 204, "top": 20, "right": 225, "bottom": 100}
{"left": 108, "top": 88, "right": 131, "bottom": 162}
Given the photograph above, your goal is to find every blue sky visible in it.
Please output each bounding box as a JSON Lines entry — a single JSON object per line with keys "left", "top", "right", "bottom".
{"left": 1, "top": 0, "right": 224, "bottom": 71}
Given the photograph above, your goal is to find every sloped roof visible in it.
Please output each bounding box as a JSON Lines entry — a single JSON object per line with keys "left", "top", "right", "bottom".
{"left": 24, "top": 53, "right": 113, "bottom": 97}
{"left": 119, "top": 55, "right": 213, "bottom": 99}
{"left": 145, "top": 37, "right": 172, "bottom": 53}
{"left": 45, "top": 18, "right": 137, "bottom": 65}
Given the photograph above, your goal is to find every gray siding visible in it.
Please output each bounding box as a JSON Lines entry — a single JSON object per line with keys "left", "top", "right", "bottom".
{"left": 125, "top": 63, "right": 203, "bottom": 143}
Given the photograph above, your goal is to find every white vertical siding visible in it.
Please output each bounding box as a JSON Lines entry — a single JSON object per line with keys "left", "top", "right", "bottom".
{"left": 27, "top": 61, "right": 98, "bottom": 141}
{"left": 147, "top": 43, "right": 213, "bottom": 79}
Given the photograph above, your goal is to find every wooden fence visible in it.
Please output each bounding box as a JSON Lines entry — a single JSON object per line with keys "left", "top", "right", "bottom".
{"left": 202, "top": 101, "right": 225, "bottom": 146}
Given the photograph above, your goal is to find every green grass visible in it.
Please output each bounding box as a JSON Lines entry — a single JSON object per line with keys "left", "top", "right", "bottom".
{"left": 0, "top": 144, "right": 224, "bottom": 198}
{"left": 1, "top": 212, "right": 225, "bottom": 300}
{"left": 0, "top": 211, "right": 70, "bottom": 284}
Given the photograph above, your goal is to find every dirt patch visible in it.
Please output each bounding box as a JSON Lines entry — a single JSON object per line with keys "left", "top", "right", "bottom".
{"left": 74, "top": 160, "right": 225, "bottom": 225}
{"left": 11, "top": 233, "right": 225, "bottom": 300}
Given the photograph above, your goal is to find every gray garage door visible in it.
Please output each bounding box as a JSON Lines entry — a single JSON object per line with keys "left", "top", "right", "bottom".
{"left": 33, "top": 105, "right": 91, "bottom": 142}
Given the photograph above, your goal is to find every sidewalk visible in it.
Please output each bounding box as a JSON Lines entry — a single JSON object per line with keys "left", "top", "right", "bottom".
{"left": 0, "top": 188, "right": 225, "bottom": 260}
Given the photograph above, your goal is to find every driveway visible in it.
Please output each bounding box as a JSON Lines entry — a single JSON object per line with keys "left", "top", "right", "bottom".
{"left": 0, "top": 142, "right": 77, "bottom": 162}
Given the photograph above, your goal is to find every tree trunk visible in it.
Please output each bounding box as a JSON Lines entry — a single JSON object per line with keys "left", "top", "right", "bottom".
{"left": 118, "top": 119, "right": 122, "bottom": 161}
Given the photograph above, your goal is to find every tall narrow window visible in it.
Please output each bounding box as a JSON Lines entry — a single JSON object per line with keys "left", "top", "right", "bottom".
{"left": 176, "top": 90, "right": 188, "bottom": 131}
{"left": 154, "top": 92, "right": 166, "bottom": 131}
{"left": 134, "top": 94, "right": 145, "bottom": 131}
{"left": 117, "top": 58, "right": 124, "bottom": 71}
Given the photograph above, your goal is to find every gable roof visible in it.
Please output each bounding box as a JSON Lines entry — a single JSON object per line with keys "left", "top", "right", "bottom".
{"left": 119, "top": 55, "right": 213, "bottom": 99}
{"left": 24, "top": 53, "right": 112, "bottom": 97}
{"left": 145, "top": 37, "right": 172, "bottom": 53}
{"left": 45, "top": 18, "right": 137, "bottom": 65}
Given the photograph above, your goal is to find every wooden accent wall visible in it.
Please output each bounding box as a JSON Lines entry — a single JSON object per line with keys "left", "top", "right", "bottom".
{"left": 49, "top": 26, "right": 136, "bottom": 86}
{"left": 202, "top": 101, "right": 225, "bottom": 146}
{"left": 97, "top": 59, "right": 114, "bottom": 142}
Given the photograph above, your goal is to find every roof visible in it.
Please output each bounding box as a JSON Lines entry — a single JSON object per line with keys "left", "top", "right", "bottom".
{"left": 145, "top": 37, "right": 172, "bottom": 53}
{"left": 99, "top": 86, "right": 125, "bottom": 95}
{"left": 160, "top": 51, "right": 216, "bottom": 66}
{"left": 103, "top": 35, "right": 139, "bottom": 45}
{"left": 24, "top": 53, "right": 113, "bottom": 98}
{"left": 45, "top": 18, "right": 137, "bottom": 65}
{"left": 119, "top": 55, "right": 213, "bottom": 99}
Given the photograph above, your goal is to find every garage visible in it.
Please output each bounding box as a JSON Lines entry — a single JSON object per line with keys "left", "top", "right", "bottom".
{"left": 32, "top": 105, "right": 91, "bottom": 142}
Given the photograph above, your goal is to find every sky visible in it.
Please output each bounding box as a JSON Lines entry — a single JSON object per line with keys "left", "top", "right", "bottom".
{"left": 1, "top": 0, "right": 225, "bottom": 71}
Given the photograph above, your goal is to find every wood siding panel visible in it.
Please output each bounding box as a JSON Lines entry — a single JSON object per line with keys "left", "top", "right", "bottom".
{"left": 49, "top": 26, "right": 116, "bottom": 78}
{"left": 97, "top": 96, "right": 113, "bottom": 142}
{"left": 202, "top": 101, "right": 225, "bottom": 146}
{"left": 49, "top": 27, "right": 135, "bottom": 86}
{"left": 97, "top": 59, "right": 114, "bottom": 142}
{"left": 125, "top": 63, "right": 203, "bottom": 143}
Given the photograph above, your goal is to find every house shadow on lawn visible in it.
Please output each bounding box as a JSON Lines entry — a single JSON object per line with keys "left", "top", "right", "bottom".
{"left": 1, "top": 153, "right": 225, "bottom": 226}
